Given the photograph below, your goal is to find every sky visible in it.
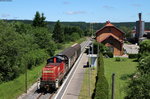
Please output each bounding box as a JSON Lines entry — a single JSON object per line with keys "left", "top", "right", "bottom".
{"left": 0, "top": 0, "right": 150, "bottom": 22}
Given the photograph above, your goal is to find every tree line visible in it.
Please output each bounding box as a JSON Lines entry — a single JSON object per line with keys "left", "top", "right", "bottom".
{"left": 0, "top": 11, "right": 86, "bottom": 83}
{"left": 7, "top": 19, "right": 150, "bottom": 39}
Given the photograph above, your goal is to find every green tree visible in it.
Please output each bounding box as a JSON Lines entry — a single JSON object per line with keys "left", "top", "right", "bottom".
{"left": 32, "top": 11, "right": 47, "bottom": 27}
{"left": 70, "top": 32, "right": 80, "bottom": 41}
{"left": 119, "top": 26, "right": 132, "bottom": 39}
{"left": 84, "top": 29, "right": 91, "bottom": 36}
{"left": 125, "top": 74, "right": 150, "bottom": 99}
{"left": 40, "top": 13, "right": 47, "bottom": 27}
{"left": 138, "top": 55, "right": 150, "bottom": 75}
{"left": 52, "top": 20, "right": 64, "bottom": 43}
{"left": 71, "top": 26, "right": 83, "bottom": 37}
{"left": 126, "top": 52, "right": 150, "bottom": 98}
{"left": 0, "top": 21, "right": 51, "bottom": 82}
{"left": 139, "top": 40, "right": 150, "bottom": 54}
{"left": 0, "top": 21, "right": 25, "bottom": 81}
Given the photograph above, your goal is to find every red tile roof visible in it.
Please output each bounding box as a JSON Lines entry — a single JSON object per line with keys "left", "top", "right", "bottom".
{"left": 98, "top": 33, "right": 123, "bottom": 43}
{"left": 96, "top": 21, "right": 125, "bottom": 35}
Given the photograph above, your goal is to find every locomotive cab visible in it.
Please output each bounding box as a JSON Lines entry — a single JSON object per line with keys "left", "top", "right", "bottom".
{"left": 40, "top": 56, "right": 65, "bottom": 89}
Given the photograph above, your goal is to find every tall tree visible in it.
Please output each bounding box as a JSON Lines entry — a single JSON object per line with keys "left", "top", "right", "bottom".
{"left": 52, "top": 20, "right": 64, "bottom": 43}
{"left": 40, "top": 13, "right": 47, "bottom": 27}
{"left": 32, "top": 11, "right": 47, "bottom": 27}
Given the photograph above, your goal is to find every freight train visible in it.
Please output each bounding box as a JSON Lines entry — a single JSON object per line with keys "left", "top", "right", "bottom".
{"left": 39, "top": 43, "right": 81, "bottom": 90}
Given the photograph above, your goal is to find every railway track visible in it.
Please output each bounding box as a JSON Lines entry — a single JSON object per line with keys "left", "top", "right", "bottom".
{"left": 36, "top": 92, "right": 44, "bottom": 99}
{"left": 36, "top": 92, "right": 55, "bottom": 99}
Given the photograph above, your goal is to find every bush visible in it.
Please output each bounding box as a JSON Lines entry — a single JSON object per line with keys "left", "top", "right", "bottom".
{"left": 115, "top": 57, "right": 121, "bottom": 61}
{"left": 104, "top": 52, "right": 113, "bottom": 58}
{"left": 139, "top": 40, "right": 150, "bottom": 54}
{"left": 23, "top": 49, "right": 48, "bottom": 69}
{"left": 115, "top": 57, "right": 127, "bottom": 62}
{"left": 70, "top": 32, "right": 80, "bottom": 41}
{"left": 128, "top": 54, "right": 138, "bottom": 59}
{"left": 93, "top": 42, "right": 109, "bottom": 54}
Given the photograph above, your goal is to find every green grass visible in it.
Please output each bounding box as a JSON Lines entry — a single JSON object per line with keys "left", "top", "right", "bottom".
{"left": 0, "top": 37, "right": 86, "bottom": 99}
{"left": 104, "top": 58, "right": 138, "bottom": 99}
{"left": 79, "top": 68, "right": 97, "bottom": 99}
{"left": 0, "top": 63, "right": 44, "bottom": 99}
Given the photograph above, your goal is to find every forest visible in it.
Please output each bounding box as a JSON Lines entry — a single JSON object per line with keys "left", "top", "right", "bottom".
{"left": 5, "top": 20, "right": 150, "bottom": 32}
{"left": 0, "top": 11, "right": 85, "bottom": 83}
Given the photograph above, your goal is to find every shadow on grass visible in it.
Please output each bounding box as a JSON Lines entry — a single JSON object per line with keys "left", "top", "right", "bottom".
{"left": 120, "top": 73, "right": 134, "bottom": 80}
{"left": 132, "top": 59, "right": 138, "bottom": 62}
{"left": 92, "top": 76, "right": 98, "bottom": 99}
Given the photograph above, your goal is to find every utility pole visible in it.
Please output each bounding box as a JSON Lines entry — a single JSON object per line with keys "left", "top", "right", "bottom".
{"left": 25, "top": 65, "right": 27, "bottom": 93}
{"left": 111, "top": 73, "right": 115, "bottom": 99}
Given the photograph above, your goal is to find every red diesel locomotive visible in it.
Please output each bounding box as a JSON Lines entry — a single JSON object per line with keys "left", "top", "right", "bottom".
{"left": 39, "top": 43, "right": 81, "bottom": 90}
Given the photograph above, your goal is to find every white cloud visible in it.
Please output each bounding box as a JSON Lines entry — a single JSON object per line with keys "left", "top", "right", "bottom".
{"left": 103, "top": 5, "right": 114, "bottom": 9}
{"left": 1, "top": 14, "right": 10, "bottom": 18}
{"left": 13, "top": 17, "right": 19, "bottom": 19}
{"left": 65, "top": 11, "right": 86, "bottom": 15}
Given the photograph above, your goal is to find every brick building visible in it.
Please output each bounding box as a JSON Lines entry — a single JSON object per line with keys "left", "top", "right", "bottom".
{"left": 95, "top": 21, "right": 125, "bottom": 56}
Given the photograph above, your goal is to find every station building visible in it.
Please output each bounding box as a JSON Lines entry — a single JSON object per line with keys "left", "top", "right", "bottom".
{"left": 95, "top": 21, "right": 125, "bottom": 56}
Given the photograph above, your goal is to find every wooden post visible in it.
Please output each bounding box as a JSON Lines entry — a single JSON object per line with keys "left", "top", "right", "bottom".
{"left": 25, "top": 65, "right": 27, "bottom": 93}
{"left": 111, "top": 73, "right": 115, "bottom": 99}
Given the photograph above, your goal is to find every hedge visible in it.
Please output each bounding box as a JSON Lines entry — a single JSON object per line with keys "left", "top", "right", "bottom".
{"left": 94, "top": 52, "right": 109, "bottom": 99}
{"left": 128, "top": 54, "right": 138, "bottom": 59}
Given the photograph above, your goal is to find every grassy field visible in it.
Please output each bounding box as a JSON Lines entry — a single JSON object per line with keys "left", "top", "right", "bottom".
{"left": 104, "top": 58, "right": 138, "bottom": 99}
{"left": 0, "top": 63, "right": 44, "bottom": 99}
{"left": 0, "top": 37, "right": 86, "bottom": 99}
{"left": 79, "top": 67, "right": 97, "bottom": 99}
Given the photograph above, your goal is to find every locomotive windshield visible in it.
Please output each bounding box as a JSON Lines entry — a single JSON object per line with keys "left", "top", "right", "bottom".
{"left": 47, "top": 57, "right": 63, "bottom": 64}
{"left": 56, "top": 58, "right": 62, "bottom": 63}
{"left": 47, "top": 58, "right": 54, "bottom": 64}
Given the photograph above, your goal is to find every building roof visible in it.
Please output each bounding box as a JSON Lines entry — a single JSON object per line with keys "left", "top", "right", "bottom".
{"left": 98, "top": 33, "right": 123, "bottom": 43}
{"left": 96, "top": 21, "right": 125, "bottom": 35}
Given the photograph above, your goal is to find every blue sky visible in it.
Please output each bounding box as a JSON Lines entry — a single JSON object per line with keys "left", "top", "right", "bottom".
{"left": 0, "top": 0, "right": 150, "bottom": 22}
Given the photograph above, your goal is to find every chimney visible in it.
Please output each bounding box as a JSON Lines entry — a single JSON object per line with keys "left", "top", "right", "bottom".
{"left": 106, "top": 21, "right": 110, "bottom": 25}
{"left": 139, "top": 13, "right": 142, "bottom": 21}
